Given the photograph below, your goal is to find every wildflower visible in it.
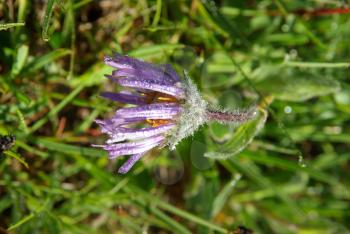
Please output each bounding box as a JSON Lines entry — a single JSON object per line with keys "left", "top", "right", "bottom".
{"left": 94, "top": 54, "right": 256, "bottom": 174}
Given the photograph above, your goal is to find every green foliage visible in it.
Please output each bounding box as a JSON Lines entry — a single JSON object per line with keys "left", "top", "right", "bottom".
{"left": 255, "top": 66, "right": 341, "bottom": 101}
{"left": 42, "top": 0, "right": 58, "bottom": 41}
{"left": 1, "top": 0, "right": 350, "bottom": 233}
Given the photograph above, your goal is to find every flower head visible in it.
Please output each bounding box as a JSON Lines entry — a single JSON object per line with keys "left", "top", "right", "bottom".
{"left": 94, "top": 54, "right": 256, "bottom": 174}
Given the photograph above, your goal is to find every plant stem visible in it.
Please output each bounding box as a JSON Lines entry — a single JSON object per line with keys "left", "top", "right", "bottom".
{"left": 206, "top": 108, "right": 257, "bottom": 123}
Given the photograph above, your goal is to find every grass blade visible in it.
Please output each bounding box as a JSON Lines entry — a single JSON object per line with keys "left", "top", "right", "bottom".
{"left": 22, "top": 49, "right": 71, "bottom": 74}
{"left": 4, "top": 151, "right": 29, "bottom": 168}
{"left": 42, "top": 0, "right": 57, "bottom": 41}
{"left": 7, "top": 213, "right": 34, "bottom": 231}
{"left": 0, "top": 22, "right": 25, "bottom": 30}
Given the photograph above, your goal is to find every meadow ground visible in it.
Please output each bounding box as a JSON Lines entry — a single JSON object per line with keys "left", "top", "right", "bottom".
{"left": 1, "top": 0, "right": 350, "bottom": 233}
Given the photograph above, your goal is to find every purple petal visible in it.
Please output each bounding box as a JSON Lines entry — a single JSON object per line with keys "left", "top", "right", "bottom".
{"left": 111, "top": 117, "right": 146, "bottom": 126}
{"left": 100, "top": 92, "right": 146, "bottom": 105}
{"left": 112, "top": 77, "right": 185, "bottom": 98}
{"left": 109, "top": 55, "right": 172, "bottom": 80}
{"left": 107, "top": 55, "right": 153, "bottom": 70}
{"left": 104, "top": 56, "right": 132, "bottom": 69}
{"left": 106, "top": 124, "right": 175, "bottom": 143}
{"left": 107, "top": 135, "right": 164, "bottom": 159}
{"left": 113, "top": 68, "right": 175, "bottom": 86}
{"left": 115, "top": 103, "right": 181, "bottom": 119}
{"left": 103, "top": 134, "right": 164, "bottom": 151}
{"left": 162, "top": 64, "right": 180, "bottom": 82}
{"left": 95, "top": 119, "right": 116, "bottom": 134}
{"left": 118, "top": 153, "right": 145, "bottom": 174}
{"left": 95, "top": 117, "right": 146, "bottom": 135}
{"left": 108, "top": 141, "right": 159, "bottom": 159}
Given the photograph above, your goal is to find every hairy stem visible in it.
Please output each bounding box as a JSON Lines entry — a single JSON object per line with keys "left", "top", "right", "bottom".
{"left": 206, "top": 108, "right": 257, "bottom": 123}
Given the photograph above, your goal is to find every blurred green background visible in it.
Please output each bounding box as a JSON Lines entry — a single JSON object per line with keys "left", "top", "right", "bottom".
{"left": 1, "top": 0, "right": 350, "bottom": 233}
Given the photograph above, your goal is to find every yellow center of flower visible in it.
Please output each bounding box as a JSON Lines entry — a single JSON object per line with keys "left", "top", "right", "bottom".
{"left": 140, "top": 91, "right": 178, "bottom": 127}
{"left": 146, "top": 119, "right": 170, "bottom": 127}
{"left": 141, "top": 91, "right": 178, "bottom": 104}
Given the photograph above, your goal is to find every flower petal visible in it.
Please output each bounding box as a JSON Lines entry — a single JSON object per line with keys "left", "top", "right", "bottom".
{"left": 107, "top": 54, "right": 177, "bottom": 83}
{"left": 104, "top": 54, "right": 179, "bottom": 84}
{"left": 95, "top": 119, "right": 115, "bottom": 134}
{"left": 104, "top": 56, "right": 132, "bottom": 69}
{"left": 103, "top": 134, "right": 164, "bottom": 151}
{"left": 118, "top": 153, "right": 145, "bottom": 174}
{"left": 106, "top": 123, "right": 175, "bottom": 143}
{"left": 111, "top": 117, "right": 146, "bottom": 126}
{"left": 106, "top": 54, "right": 153, "bottom": 70}
{"left": 115, "top": 77, "right": 185, "bottom": 98}
{"left": 100, "top": 92, "right": 146, "bottom": 105}
{"left": 162, "top": 64, "right": 180, "bottom": 82}
{"left": 108, "top": 142, "right": 158, "bottom": 159}
{"left": 107, "top": 135, "right": 164, "bottom": 159}
{"left": 95, "top": 117, "right": 145, "bottom": 134}
{"left": 113, "top": 68, "right": 175, "bottom": 85}
{"left": 115, "top": 103, "right": 181, "bottom": 119}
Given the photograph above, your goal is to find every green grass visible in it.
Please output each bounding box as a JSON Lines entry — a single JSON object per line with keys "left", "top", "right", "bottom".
{"left": 1, "top": 0, "right": 350, "bottom": 233}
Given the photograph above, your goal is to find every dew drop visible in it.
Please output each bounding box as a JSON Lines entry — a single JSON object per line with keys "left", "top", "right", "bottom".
{"left": 284, "top": 106, "right": 292, "bottom": 114}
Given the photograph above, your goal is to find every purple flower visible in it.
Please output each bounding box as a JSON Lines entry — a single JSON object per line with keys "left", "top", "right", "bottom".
{"left": 94, "top": 54, "right": 256, "bottom": 174}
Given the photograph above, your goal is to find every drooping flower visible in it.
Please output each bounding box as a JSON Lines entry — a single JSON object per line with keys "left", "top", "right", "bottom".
{"left": 93, "top": 54, "right": 256, "bottom": 174}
